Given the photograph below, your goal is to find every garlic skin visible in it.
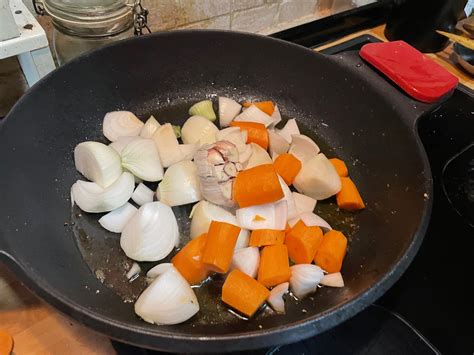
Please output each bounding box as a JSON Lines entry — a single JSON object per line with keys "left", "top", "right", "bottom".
{"left": 135, "top": 266, "right": 199, "bottom": 325}
{"left": 231, "top": 247, "right": 260, "bottom": 278}
{"left": 103, "top": 111, "right": 144, "bottom": 142}
{"left": 157, "top": 160, "right": 202, "bottom": 207}
{"left": 320, "top": 272, "right": 344, "bottom": 287}
{"left": 288, "top": 134, "right": 320, "bottom": 163}
{"left": 267, "top": 282, "right": 289, "bottom": 314}
{"left": 236, "top": 200, "right": 288, "bottom": 230}
{"left": 152, "top": 123, "right": 185, "bottom": 168}
{"left": 140, "top": 115, "right": 161, "bottom": 139}
{"left": 234, "top": 105, "right": 274, "bottom": 127}
{"left": 120, "top": 202, "right": 179, "bottom": 262}
{"left": 289, "top": 264, "right": 324, "bottom": 299}
{"left": 121, "top": 138, "right": 164, "bottom": 182}
{"left": 276, "top": 119, "right": 300, "bottom": 144}
{"left": 218, "top": 97, "right": 242, "bottom": 127}
{"left": 74, "top": 141, "right": 123, "bottom": 188}
{"left": 98, "top": 202, "right": 138, "bottom": 233}
{"left": 181, "top": 115, "right": 218, "bottom": 145}
{"left": 131, "top": 183, "right": 154, "bottom": 206}
{"left": 245, "top": 143, "right": 273, "bottom": 169}
{"left": 71, "top": 172, "right": 135, "bottom": 213}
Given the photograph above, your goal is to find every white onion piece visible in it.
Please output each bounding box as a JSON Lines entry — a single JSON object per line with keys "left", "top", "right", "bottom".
{"left": 109, "top": 136, "right": 139, "bottom": 154}
{"left": 269, "top": 104, "right": 282, "bottom": 128}
{"left": 121, "top": 138, "right": 164, "bottom": 182}
{"left": 231, "top": 247, "right": 260, "bottom": 278}
{"left": 236, "top": 200, "right": 287, "bottom": 230}
{"left": 152, "top": 123, "right": 184, "bottom": 168}
{"left": 74, "top": 141, "right": 122, "bottom": 188}
{"left": 290, "top": 264, "right": 324, "bottom": 299}
{"left": 277, "top": 119, "right": 300, "bottom": 143}
{"left": 126, "top": 262, "right": 141, "bottom": 281}
{"left": 277, "top": 175, "right": 298, "bottom": 220}
{"left": 157, "top": 160, "right": 201, "bottom": 206}
{"left": 288, "top": 134, "right": 320, "bottom": 163}
{"left": 71, "top": 172, "right": 134, "bottom": 213}
{"left": 320, "top": 272, "right": 344, "bottom": 287}
{"left": 245, "top": 143, "right": 273, "bottom": 169}
{"left": 287, "top": 217, "right": 299, "bottom": 228}
{"left": 216, "top": 127, "right": 246, "bottom": 148}
{"left": 98, "top": 202, "right": 137, "bottom": 233}
{"left": 181, "top": 115, "right": 218, "bottom": 145}
{"left": 135, "top": 266, "right": 199, "bottom": 325}
{"left": 219, "top": 97, "right": 242, "bottom": 127}
{"left": 140, "top": 115, "right": 161, "bottom": 139}
{"left": 120, "top": 202, "right": 179, "bottom": 262}
{"left": 234, "top": 105, "right": 274, "bottom": 127}
{"left": 180, "top": 143, "right": 199, "bottom": 160}
{"left": 300, "top": 212, "right": 332, "bottom": 231}
{"left": 271, "top": 152, "right": 280, "bottom": 161}
{"left": 267, "top": 282, "right": 288, "bottom": 314}
{"left": 103, "top": 111, "right": 144, "bottom": 142}
{"left": 268, "top": 130, "right": 289, "bottom": 156}
{"left": 146, "top": 262, "right": 174, "bottom": 279}
{"left": 292, "top": 192, "right": 317, "bottom": 214}
{"left": 235, "top": 228, "right": 250, "bottom": 249}
{"left": 294, "top": 154, "right": 342, "bottom": 200}
{"left": 239, "top": 144, "right": 253, "bottom": 166}
{"left": 132, "top": 183, "right": 154, "bottom": 206}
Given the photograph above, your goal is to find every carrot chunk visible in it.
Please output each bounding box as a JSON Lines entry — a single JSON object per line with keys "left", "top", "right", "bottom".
{"left": 201, "top": 221, "right": 241, "bottom": 273}
{"left": 230, "top": 121, "right": 269, "bottom": 150}
{"left": 285, "top": 220, "right": 323, "bottom": 264}
{"left": 233, "top": 164, "right": 284, "bottom": 208}
{"left": 336, "top": 177, "right": 365, "bottom": 211}
{"left": 257, "top": 244, "right": 291, "bottom": 288}
{"left": 273, "top": 153, "right": 302, "bottom": 185}
{"left": 314, "top": 230, "right": 347, "bottom": 273}
{"left": 0, "top": 330, "right": 13, "bottom": 355}
{"left": 329, "top": 158, "right": 349, "bottom": 177}
{"left": 242, "top": 101, "right": 275, "bottom": 115}
{"left": 172, "top": 233, "right": 210, "bottom": 285}
{"left": 222, "top": 269, "right": 270, "bottom": 317}
{"left": 249, "top": 229, "right": 285, "bottom": 247}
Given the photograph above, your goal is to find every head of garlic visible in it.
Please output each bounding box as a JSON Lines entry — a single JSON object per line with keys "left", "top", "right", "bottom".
{"left": 289, "top": 264, "right": 324, "bottom": 299}
{"left": 135, "top": 265, "right": 199, "bottom": 325}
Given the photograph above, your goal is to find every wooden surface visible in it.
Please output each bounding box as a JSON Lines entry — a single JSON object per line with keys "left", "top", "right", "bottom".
{"left": 0, "top": 23, "right": 472, "bottom": 355}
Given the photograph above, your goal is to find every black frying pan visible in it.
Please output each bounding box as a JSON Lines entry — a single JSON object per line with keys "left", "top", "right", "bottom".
{"left": 0, "top": 31, "right": 435, "bottom": 352}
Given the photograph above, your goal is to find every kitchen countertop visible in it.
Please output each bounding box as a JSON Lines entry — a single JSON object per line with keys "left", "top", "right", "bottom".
{"left": 0, "top": 24, "right": 472, "bottom": 354}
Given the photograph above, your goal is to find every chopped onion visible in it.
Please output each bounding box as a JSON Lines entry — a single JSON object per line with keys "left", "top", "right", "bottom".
{"left": 216, "top": 127, "right": 246, "bottom": 148}
{"left": 181, "top": 115, "right": 218, "bottom": 145}
{"left": 268, "top": 130, "right": 289, "bottom": 156}
{"left": 74, "top": 141, "right": 123, "bottom": 188}
{"left": 157, "top": 160, "right": 202, "bottom": 206}
{"left": 103, "top": 111, "right": 144, "bottom": 142}
{"left": 147, "top": 262, "right": 174, "bottom": 279}
{"left": 121, "top": 138, "right": 164, "bottom": 182}
{"left": 235, "top": 228, "right": 250, "bottom": 249}
{"left": 277, "top": 175, "right": 298, "bottom": 219}
{"left": 189, "top": 100, "right": 216, "bottom": 121}
{"left": 293, "top": 153, "right": 342, "bottom": 200}
{"left": 277, "top": 119, "right": 300, "bottom": 143}
{"left": 219, "top": 97, "right": 242, "bottom": 127}
{"left": 180, "top": 143, "right": 198, "bottom": 160}
{"left": 320, "top": 272, "right": 344, "bottom": 287}
{"left": 236, "top": 200, "right": 288, "bottom": 230}
{"left": 245, "top": 143, "right": 273, "bottom": 169}
{"left": 109, "top": 136, "right": 139, "bottom": 154}
{"left": 267, "top": 282, "right": 288, "bottom": 314}
{"left": 135, "top": 266, "right": 199, "bottom": 325}
{"left": 126, "top": 262, "right": 141, "bottom": 281}
{"left": 299, "top": 212, "right": 332, "bottom": 231}
{"left": 288, "top": 134, "right": 320, "bottom": 163}
{"left": 234, "top": 105, "right": 274, "bottom": 127}
{"left": 120, "top": 202, "right": 179, "bottom": 261}
{"left": 152, "top": 123, "right": 185, "bottom": 168}
{"left": 289, "top": 264, "right": 324, "bottom": 299}
{"left": 292, "top": 192, "right": 317, "bottom": 214}
{"left": 132, "top": 183, "right": 154, "bottom": 206}
{"left": 140, "top": 115, "right": 161, "bottom": 139}
{"left": 98, "top": 202, "right": 137, "bottom": 233}
{"left": 71, "top": 172, "right": 135, "bottom": 213}
{"left": 269, "top": 104, "right": 282, "bottom": 128}
{"left": 238, "top": 144, "right": 252, "bottom": 166}
{"left": 231, "top": 247, "right": 260, "bottom": 278}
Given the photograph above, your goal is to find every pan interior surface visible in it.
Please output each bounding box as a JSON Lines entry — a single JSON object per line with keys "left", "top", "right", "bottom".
{"left": 0, "top": 31, "right": 431, "bottom": 350}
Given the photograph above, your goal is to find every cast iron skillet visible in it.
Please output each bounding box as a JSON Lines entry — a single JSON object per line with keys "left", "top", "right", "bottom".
{"left": 0, "top": 31, "right": 435, "bottom": 352}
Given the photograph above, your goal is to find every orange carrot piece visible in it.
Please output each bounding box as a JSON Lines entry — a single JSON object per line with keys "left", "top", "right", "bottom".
{"left": 242, "top": 101, "right": 275, "bottom": 115}
{"left": 222, "top": 269, "right": 270, "bottom": 317}
{"left": 201, "top": 221, "right": 241, "bottom": 273}
{"left": 273, "top": 153, "right": 302, "bottom": 185}
{"left": 257, "top": 244, "right": 291, "bottom": 288}
{"left": 336, "top": 177, "right": 365, "bottom": 211}
{"left": 230, "top": 121, "right": 269, "bottom": 150}
{"left": 233, "top": 164, "right": 284, "bottom": 208}
{"left": 314, "top": 230, "right": 347, "bottom": 273}
{"left": 285, "top": 223, "right": 292, "bottom": 234}
{"left": 329, "top": 158, "right": 349, "bottom": 177}
{"left": 0, "top": 330, "right": 13, "bottom": 355}
{"left": 249, "top": 229, "right": 285, "bottom": 247}
{"left": 285, "top": 220, "right": 323, "bottom": 264}
{"left": 172, "top": 233, "right": 210, "bottom": 285}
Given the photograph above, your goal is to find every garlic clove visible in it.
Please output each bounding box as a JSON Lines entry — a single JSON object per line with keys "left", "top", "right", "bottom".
{"left": 103, "top": 111, "right": 144, "bottom": 142}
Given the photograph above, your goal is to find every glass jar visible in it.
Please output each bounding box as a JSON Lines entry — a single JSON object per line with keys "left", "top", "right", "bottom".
{"left": 37, "top": 0, "right": 135, "bottom": 64}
